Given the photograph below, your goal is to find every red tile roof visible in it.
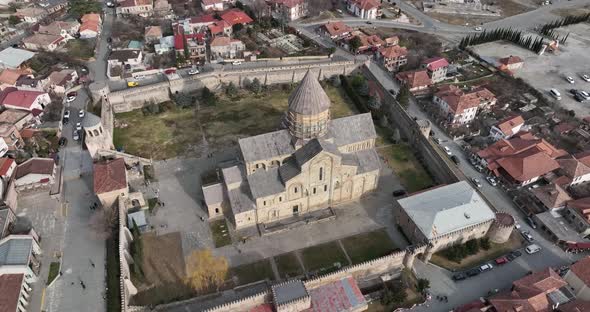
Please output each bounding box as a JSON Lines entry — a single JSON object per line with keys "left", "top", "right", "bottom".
{"left": 531, "top": 183, "right": 571, "bottom": 209}
{"left": 559, "top": 299, "right": 590, "bottom": 312}
{"left": 422, "top": 57, "right": 449, "bottom": 71}
{"left": 379, "top": 45, "right": 407, "bottom": 59}
{"left": 0, "top": 274, "right": 24, "bottom": 312}
{"left": 15, "top": 158, "right": 55, "bottom": 179}
{"left": 0, "top": 69, "right": 23, "bottom": 85}
{"left": 208, "top": 20, "right": 231, "bottom": 35}
{"left": 496, "top": 149, "right": 560, "bottom": 183}
{"left": 0, "top": 158, "right": 14, "bottom": 177}
{"left": 567, "top": 197, "right": 590, "bottom": 222}
{"left": 350, "top": 0, "right": 380, "bottom": 10}
{"left": 94, "top": 158, "right": 127, "bottom": 194}
{"left": 395, "top": 69, "right": 432, "bottom": 89}
{"left": 575, "top": 150, "right": 590, "bottom": 168}
{"left": 558, "top": 157, "right": 590, "bottom": 181}
{"left": 81, "top": 13, "right": 101, "bottom": 23}
{"left": 569, "top": 257, "right": 590, "bottom": 286}
{"left": 500, "top": 55, "right": 523, "bottom": 65}
{"left": 190, "top": 14, "right": 217, "bottom": 24}
{"left": 323, "top": 21, "right": 352, "bottom": 37}
{"left": 495, "top": 115, "right": 525, "bottom": 137}
{"left": 1, "top": 90, "right": 46, "bottom": 110}
{"left": 220, "top": 9, "right": 253, "bottom": 26}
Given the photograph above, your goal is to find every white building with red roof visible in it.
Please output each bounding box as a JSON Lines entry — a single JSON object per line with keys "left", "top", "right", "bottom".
{"left": 347, "top": 0, "right": 381, "bottom": 19}
{"left": 14, "top": 158, "right": 56, "bottom": 191}
{"left": 395, "top": 69, "right": 432, "bottom": 93}
{"left": 499, "top": 55, "right": 524, "bottom": 71}
{"left": 210, "top": 36, "right": 245, "bottom": 60}
{"left": 116, "top": 0, "right": 154, "bottom": 16}
{"left": 94, "top": 158, "right": 128, "bottom": 208}
{"left": 220, "top": 9, "right": 254, "bottom": 26}
{"left": 0, "top": 89, "right": 50, "bottom": 112}
{"left": 421, "top": 56, "right": 449, "bottom": 83}
{"left": 433, "top": 85, "right": 496, "bottom": 125}
{"left": 322, "top": 21, "right": 352, "bottom": 40}
{"left": 201, "top": 0, "right": 224, "bottom": 11}
{"left": 268, "top": 0, "right": 307, "bottom": 21}
{"left": 378, "top": 45, "right": 407, "bottom": 72}
{"left": 490, "top": 115, "right": 525, "bottom": 141}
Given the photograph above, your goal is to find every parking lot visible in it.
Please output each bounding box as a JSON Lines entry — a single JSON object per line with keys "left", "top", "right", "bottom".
{"left": 472, "top": 23, "right": 590, "bottom": 117}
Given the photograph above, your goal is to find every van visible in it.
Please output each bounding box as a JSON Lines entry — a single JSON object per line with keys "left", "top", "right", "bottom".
{"left": 127, "top": 81, "right": 139, "bottom": 87}
{"left": 479, "top": 263, "right": 493, "bottom": 272}
{"left": 525, "top": 244, "right": 541, "bottom": 254}
{"left": 550, "top": 89, "right": 561, "bottom": 100}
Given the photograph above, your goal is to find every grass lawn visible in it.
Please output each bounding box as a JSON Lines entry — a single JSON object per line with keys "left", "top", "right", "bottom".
{"left": 46, "top": 262, "right": 60, "bottom": 285}
{"left": 230, "top": 259, "right": 275, "bottom": 285}
{"left": 113, "top": 85, "right": 356, "bottom": 159}
{"left": 65, "top": 39, "right": 96, "bottom": 60}
{"left": 301, "top": 241, "right": 348, "bottom": 272}
{"left": 274, "top": 253, "right": 304, "bottom": 279}
{"left": 430, "top": 233, "right": 524, "bottom": 271}
{"left": 341, "top": 229, "right": 397, "bottom": 264}
{"left": 209, "top": 219, "right": 232, "bottom": 248}
{"left": 377, "top": 144, "right": 434, "bottom": 193}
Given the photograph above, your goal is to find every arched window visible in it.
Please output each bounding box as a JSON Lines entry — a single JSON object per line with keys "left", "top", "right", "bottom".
{"left": 99, "top": 127, "right": 103, "bottom": 134}
{"left": 319, "top": 167, "right": 323, "bottom": 181}
{"left": 93, "top": 130, "right": 99, "bottom": 136}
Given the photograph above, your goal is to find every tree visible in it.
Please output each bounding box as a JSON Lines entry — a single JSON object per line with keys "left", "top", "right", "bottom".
{"left": 248, "top": 0, "right": 268, "bottom": 19}
{"left": 185, "top": 249, "right": 229, "bottom": 291}
{"left": 349, "top": 36, "right": 362, "bottom": 53}
{"left": 88, "top": 207, "right": 118, "bottom": 240}
{"left": 331, "top": 75, "right": 341, "bottom": 87}
{"left": 416, "top": 278, "right": 430, "bottom": 293}
{"left": 328, "top": 47, "right": 336, "bottom": 55}
{"left": 235, "top": 0, "right": 244, "bottom": 9}
{"left": 201, "top": 87, "right": 217, "bottom": 105}
{"left": 242, "top": 77, "right": 251, "bottom": 88}
{"left": 250, "top": 77, "right": 262, "bottom": 94}
{"left": 232, "top": 23, "right": 244, "bottom": 33}
{"left": 68, "top": 0, "right": 102, "bottom": 18}
{"left": 357, "top": 80, "right": 369, "bottom": 96}
{"left": 42, "top": 100, "right": 64, "bottom": 122}
{"left": 226, "top": 82, "right": 238, "bottom": 97}
{"left": 382, "top": 282, "right": 407, "bottom": 305}
{"left": 368, "top": 96, "right": 381, "bottom": 110}
{"left": 8, "top": 15, "right": 20, "bottom": 26}
{"left": 396, "top": 86, "right": 410, "bottom": 108}
{"left": 480, "top": 237, "right": 491, "bottom": 250}
{"left": 465, "top": 239, "right": 479, "bottom": 255}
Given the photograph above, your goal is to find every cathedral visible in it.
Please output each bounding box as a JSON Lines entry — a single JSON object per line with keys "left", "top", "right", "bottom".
{"left": 202, "top": 71, "right": 381, "bottom": 230}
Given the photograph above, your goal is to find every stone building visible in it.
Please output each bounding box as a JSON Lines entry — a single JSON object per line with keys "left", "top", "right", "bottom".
{"left": 203, "top": 71, "right": 380, "bottom": 230}
{"left": 83, "top": 112, "right": 114, "bottom": 159}
{"left": 94, "top": 158, "right": 128, "bottom": 208}
{"left": 394, "top": 181, "right": 512, "bottom": 262}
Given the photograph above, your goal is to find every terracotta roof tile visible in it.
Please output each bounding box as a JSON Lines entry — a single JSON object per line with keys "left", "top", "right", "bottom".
{"left": 496, "top": 149, "right": 560, "bottom": 182}
{"left": 220, "top": 9, "right": 253, "bottom": 26}
{"left": 0, "top": 158, "right": 14, "bottom": 177}
{"left": 500, "top": 55, "right": 523, "bottom": 65}
{"left": 0, "top": 274, "right": 24, "bottom": 312}
{"left": 93, "top": 158, "right": 127, "bottom": 194}
{"left": 350, "top": 0, "right": 380, "bottom": 10}
{"left": 379, "top": 45, "right": 407, "bottom": 59}
{"left": 496, "top": 115, "right": 525, "bottom": 137}
{"left": 422, "top": 57, "right": 449, "bottom": 71}
{"left": 0, "top": 69, "right": 23, "bottom": 85}
{"left": 558, "top": 158, "right": 590, "bottom": 180}
{"left": 531, "top": 183, "right": 571, "bottom": 209}
{"left": 569, "top": 257, "right": 590, "bottom": 286}
{"left": 2, "top": 90, "right": 47, "bottom": 110}
{"left": 323, "top": 21, "right": 352, "bottom": 37}
{"left": 395, "top": 69, "right": 431, "bottom": 89}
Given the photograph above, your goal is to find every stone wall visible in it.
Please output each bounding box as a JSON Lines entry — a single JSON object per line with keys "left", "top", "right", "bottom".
{"left": 201, "top": 291, "right": 271, "bottom": 312}
{"left": 118, "top": 196, "right": 138, "bottom": 312}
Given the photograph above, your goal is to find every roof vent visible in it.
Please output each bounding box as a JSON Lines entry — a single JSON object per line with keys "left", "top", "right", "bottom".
{"left": 464, "top": 212, "right": 471, "bottom": 219}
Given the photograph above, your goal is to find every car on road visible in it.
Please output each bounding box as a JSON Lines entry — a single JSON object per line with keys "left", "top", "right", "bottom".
{"left": 444, "top": 146, "right": 452, "bottom": 155}
{"left": 514, "top": 220, "right": 521, "bottom": 230}
{"left": 106, "top": 1, "right": 115, "bottom": 7}
{"left": 466, "top": 268, "right": 480, "bottom": 277}
{"left": 480, "top": 263, "right": 493, "bottom": 272}
{"left": 472, "top": 177, "right": 482, "bottom": 188}
{"left": 388, "top": 89, "right": 396, "bottom": 95}
{"left": 475, "top": 164, "right": 484, "bottom": 172}
{"left": 521, "top": 231, "right": 534, "bottom": 242}
{"left": 525, "top": 244, "right": 542, "bottom": 254}
{"left": 495, "top": 256, "right": 508, "bottom": 265}
{"left": 486, "top": 176, "right": 497, "bottom": 186}
{"left": 452, "top": 272, "right": 466, "bottom": 281}
{"left": 73, "top": 130, "right": 80, "bottom": 141}
{"left": 392, "top": 189, "right": 407, "bottom": 197}
{"left": 582, "top": 74, "right": 590, "bottom": 82}
{"left": 474, "top": 26, "right": 482, "bottom": 31}
{"left": 566, "top": 76, "right": 575, "bottom": 84}
{"left": 79, "top": 110, "right": 85, "bottom": 118}
{"left": 75, "top": 122, "right": 82, "bottom": 131}
{"left": 366, "top": 21, "right": 372, "bottom": 24}
{"left": 550, "top": 88, "right": 562, "bottom": 100}
{"left": 506, "top": 250, "right": 522, "bottom": 262}
{"left": 66, "top": 92, "right": 77, "bottom": 103}
{"left": 576, "top": 90, "right": 590, "bottom": 101}
{"left": 63, "top": 110, "right": 70, "bottom": 119}
{"left": 569, "top": 88, "right": 579, "bottom": 95}
{"left": 127, "top": 81, "right": 139, "bottom": 87}
{"left": 232, "top": 61, "right": 242, "bottom": 66}
{"left": 450, "top": 155, "right": 460, "bottom": 165}
{"left": 107, "top": 37, "right": 112, "bottom": 43}
{"left": 526, "top": 216, "right": 537, "bottom": 229}
{"left": 188, "top": 68, "right": 200, "bottom": 75}
{"left": 58, "top": 137, "right": 67, "bottom": 147}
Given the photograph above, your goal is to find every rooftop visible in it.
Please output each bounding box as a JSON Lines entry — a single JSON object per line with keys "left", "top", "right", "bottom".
{"left": 93, "top": 158, "right": 127, "bottom": 194}
{"left": 531, "top": 183, "right": 571, "bottom": 210}
{"left": 0, "top": 274, "right": 24, "bottom": 312}
{"left": 323, "top": 21, "right": 352, "bottom": 37}
{"left": 15, "top": 158, "right": 54, "bottom": 180}
{"left": 422, "top": 57, "right": 449, "bottom": 71}
{"left": 220, "top": 9, "right": 253, "bottom": 26}
{"left": 23, "top": 33, "right": 63, "bottom": 47}
{"left": 1, "top": 89, "right": 47, "bottom": 110}
{"left": 271, "top": 279, "right": 309, "bottom": 307}
{"left": 288, "top": 71, "right": 331, "bottom": 115}
{"left": 108, "top": 49, "right": 141, "bottom": 63}
{"left": 0, "top": 48, "right": 35, "bottom": 69}
{"left": 395, "top": 69, "right": 432, "bottom": 89}
{"left": 0, "top": 236, "right": 33, "bottom": 266}
{"left": 308, "top": 277, "right": 367, "bottom": 312}
{"left": 569, "top": 257, "right": 590, "bottom": 287}
{"left": 495, "top": 115, "right": 525, "bottom": 137}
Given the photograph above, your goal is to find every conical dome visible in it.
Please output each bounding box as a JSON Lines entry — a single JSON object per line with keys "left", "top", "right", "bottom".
{"left": 288, "top": 71, "right": 331, "bottom": 115}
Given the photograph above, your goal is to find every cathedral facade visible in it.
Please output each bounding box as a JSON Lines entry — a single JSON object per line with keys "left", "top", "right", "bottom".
{"left": 202, "top": 71, "right": 381, "bottom": 230}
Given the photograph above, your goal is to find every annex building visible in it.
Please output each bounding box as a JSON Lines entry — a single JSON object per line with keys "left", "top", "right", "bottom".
{"left": 203, "top": 71, "right": 380, "bottom": 230}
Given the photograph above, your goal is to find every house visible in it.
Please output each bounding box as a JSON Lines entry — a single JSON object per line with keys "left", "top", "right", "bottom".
{"left": 208, "top": 20, "right": 232, "bottom": 37}
{"left": 347, "top": 0, "right": 381, "bottom": 19}
{"left": 37, "top": 0, "right": 68, "bottom": 14}
{"left": 384, "top": 36, "right": 399, "bottom": 47}
{"left": 94, "top": 158, "right": 128, "bottom": 208}
{"left": 174, "top": 33, "right": 206, "bottom": 60}
{"left": 15, "top": 7, "right": 48, "bottom": 24}
{"left": 347, "top": 32, "right": 384, "bottom": 53}
{"left": 564, "top": 257, "right": 590, "bottom": 301}
{"left": 186, "top": 14, "right": 217, "bottom": 31}
{"left": 564, "top": 197, "right": 590, "bottom": 236}
{"left": 421, "top": 57, "right": 449, "bottom": 83}
{"left": 476, "top": 132, "right": 567, "bottom": 186}
{"left": 0, "top": 123, "right": 23, "bottom": 151}
{"left": 14, "top": 158, "right": 56, "bottom": 190}
{"left": 0, "top": 48, "right": 35, "bottom": 70}
{"left": 322, "top": 21, "right": 352, "bottom": 40}
{"left": 394, "top": 181, "right": 499, "bottom": 262}
{"left": 1, "top": 89, "right": 50, "bottom": 112}
{"left": 499, "top": 55, "right": 524, "bottom": 71}
{"left": 268, "top": 0, "right": 307, "bottom": 21}
{"left": 201, "top": 0, "right": 224, "bottom": 11}
{"left": 531, "top": 183, "right": 571, "bottom": 211}
{"left": 144, "top": 26, "right": 162, "bottom": 42}
{"left": 0, "top": 158, "right": 16, "bottom": 180}
{"left": 220, "top": 9, "right": 254, "bottom": 26}
{"left": 0, "top": 235, "right": 42, "bottom": 283}
{"left": 79, "top": 13, "right": 101, "bottom": 38}
{"left": 557, "top": 157, "right": 590, "bottom": 186}
{"left": 0, "top": 69, "right": 24, "bottom": 90}
{"left": 433, "top": 85, "right": 497, "bottom": 125}
{"left": 37, "top": 20, "right": 80, "bottom": 38}
{"left": 559, "top": 300, "right": 590, "bottom": 312}
{"left": 210, "top": 36, "right": 245, "bottom": 60}
{"left": 489, "top": 115, "right": 525, "bottom": 141}
{"left": 14, "top": 76, "right": 43, "bottom": 92}
{"left": 22, "top": 33, "right": 65, "bottom": 51}
{"left": 378, "top": 45, "right": 407, "bottom": 72}
{"left": 395, "top": 69, "right": 432, "bottom": 93}
{"left": 153, "top": 0, "right": 173, "bottom": 17}
{"left": 489, "top": 268, "right": 571, "bottom": 312}
{"left": 0, "top": 137, "right": 8, "bottom": 157}
{"left": 0, "top": 274, "right": 34, "bottom": 312}
{"left": 108, "top": 49, "right": 143, "bottom": 67}
{"left": 0, "top": 109, "right": 35, "bottom": 131}
{"left": 154, "top": 36, "right": 175, "bottom": 54}
{"left": 116, "top": 0, "right": 154, "bottom": 16}
{"left": 45, "top": 69, "right": 78, "bottom": 95}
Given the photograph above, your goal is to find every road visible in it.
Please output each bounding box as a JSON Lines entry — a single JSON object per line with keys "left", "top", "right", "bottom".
{"left": 42, "top": 6, "right": 116, "bottom": 312}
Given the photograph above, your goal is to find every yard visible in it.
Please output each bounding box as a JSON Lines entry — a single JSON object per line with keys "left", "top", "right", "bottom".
{"left": 430, "top": 233, "right": 523, "bottom": 271}
{"left": 113, "top": 85, "right": 357, "bottom": 159}
{"left": 301, "top": 241, "right": 349, "bottom": 273}
{"left": 274, "top": 252, "right": 304, "bottom": 279}
{"left": 65, "top": 39, "right": 96, "bottom": 60}
{"left": 230, "top": 259, "right": 275, "bottom": 285}
{"left": 341, "top": 229, "right": 398, "bottom": 264}
{"left": 377, "top": 144, "right": 434, "bottom": 193}
{"left": 209, "top": 219, "right": 232, "bottom": 248}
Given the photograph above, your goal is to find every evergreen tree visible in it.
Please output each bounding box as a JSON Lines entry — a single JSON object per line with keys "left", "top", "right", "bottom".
{"left": 250, "top": 78, "right": 262, "bottom": 94}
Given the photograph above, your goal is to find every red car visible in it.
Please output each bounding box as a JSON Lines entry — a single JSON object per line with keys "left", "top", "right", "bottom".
{"left": 164, "top": 68, "right": 177, "bottom": 75}
{"left": 495, "top": 257, "right": 508, "bottom": 265}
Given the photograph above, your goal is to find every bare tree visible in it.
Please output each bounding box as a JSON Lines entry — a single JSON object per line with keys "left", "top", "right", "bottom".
{"left": 248, "top": 0, "right": 269, "bottom": 19}
{"left": 185, "top": 249, "right": 229, "bottom": 291}
{"left": 88, "top": 207, "right": 118, "bottom": 240}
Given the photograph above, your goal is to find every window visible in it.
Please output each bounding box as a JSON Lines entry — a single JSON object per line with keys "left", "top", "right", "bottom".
{"left": 215, "top": 208, "right": 219, "bottom": 213}
{"left": 319, "top": 167, "right": 323, "bottom": 181}
{"left": 313, "top": 187, "right": 316, "bottom": 195}
{"left": 324, "top": 185, "right": 328, "bottom": 192}
{"left": 263, "top": 201, "right": 266, "bottom": 206}
{"left": 279, "top": 196, "right": 282, "bottom": 202}
{"left": 93, "top": 130, "right": 99, "bottom": 136}
{"left": 293, "top": 205, "right": 299, "bottom": 214}
{"left": 294, "top": 187, "right": 298, "bottom": 193}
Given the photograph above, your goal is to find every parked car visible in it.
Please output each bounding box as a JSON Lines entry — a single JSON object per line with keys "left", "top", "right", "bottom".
{"left": 514, "top": 220, "right": 521, "bottom": 230}
{"left": 495, "top": 257, "right": 508, "bottom": 265}
{"left": 475, "top": 165, "right": 484, "bottom": 172}
{"left": 75, "top": 122, "right": 82, "bottom": 131}
{"left": 388, "top": 89, "right": 396, "bottom": 95}
{"left": 576, "top": 90, "right": 590, "bottom": 101}
{"left": 188, "top": 68, "right": 200, "bottom": 75}
{"left": 566, "top": 76, "right": 575, "bottom": 84}
{"left": 474, "top": 26, "right": 483, "bottom": 31}
{"left": 79, "top": 110, "right": 85, "bottom": 118}
{"left": 569, "top": 88, "right": 579, "bottom": 95}
{"left": 58, "top": 137, "right": 67, "bottom": 147}
{"left": 466, "top": 268, "right": 480, "bottom": 277}
{"left": 392, "top": 189, "right": 407, "bottom": 197}
{"left": 582, "top": 74, "right": 590, "bottom": 82}
{"left": 452, "top": 272, "right": 466, "bottom": 281}
{"left": 444, "top": 146, "right": 452, "bottom": 155}
{"left": 510, "top": 250, "right": 522, "bottom": 258}
{"left": 472, "top": 177, "right": 482, "bottom": 188}
{"left": 127, "top": 81, "right": 139, "bottom": 87}
{"left": 73, "top": 130, "right": 80, "bottom": 141}
{"left": 525, "top": 244, "right": 542, "bottom": 254}
{"left": 480, "top": 263, "right": 493, "bottom": 272}
{"left": 63, "top": 110, "right": 70, "bottom": 119}
{"left": 486, "top": 176, "right": 497, "bottom": 186}
{"left": 526, "top": 216, "right": 537, "bottom": 229}
{"left": 164, "top": 68, "right": 177, "bottom": 75}
{"left": 451, "top": 155, "right": 460, "bottom": 165}
{"left": 232, "top": 61, "right": 242, "bottom": 66}
{"left": 550, "top": 88, "right": 561, "bottom": 100}
{"left": 366, "top": 21, "right": 373, "bottom": 24}
{"left": 521, "top": 231, "right": 534, "bottom": 242}
{"left": 106, "top": 1, "right": 115, "bottom": 7}
{"left": 66, "top": 92, "right": 77, "bottom": 103}
{"left": 506, "top": 253, "right": 517, "bottom": 261}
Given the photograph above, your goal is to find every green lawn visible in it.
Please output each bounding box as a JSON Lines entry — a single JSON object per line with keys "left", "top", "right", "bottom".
{"left": 209, "top": 219, "right": 231, "bottom": 248}
{"left": 341, "top": 229, "right": 397, "bottom": 264}
{"left": 378, "top": 144, "right": 434, "bottom": 193}
{"left": 46, "top": 262, "right": 60, "bottom": 285}
{"left": 301, "top": 241, "right": 348, "bottom": 272}
{"left": 230, "top": 259, "right": 275, "bottom": 285}
{"left": 65, "top": 39, "right": 96, "bottom": 60}
{"left": 274, "top": 253, "right": 304, "bottom": 279}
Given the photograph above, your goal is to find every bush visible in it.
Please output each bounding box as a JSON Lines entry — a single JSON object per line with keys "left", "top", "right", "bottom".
{"left": 201, "top": 87, "right": 217, "bottom": 106}
{"left": 226, "top": 82, "right": 238, "bottom": 97}
{"left": 340, "top": 75, "right": 369, "bottom": 113}
{"left": 480, "top": 237, "right": 491, "bottom": 250}
{"left": 465, "top": 239, "right": 479, "bottom": 255}
{"left": 249, "top": 78, "right": 262, "bottom": 94}
{"left": 416, "top": 278, "right": 430, "bottom": 293}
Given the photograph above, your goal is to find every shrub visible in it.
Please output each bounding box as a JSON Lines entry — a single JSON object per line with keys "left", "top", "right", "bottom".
{"left": 340, "top": 75, "right": 369, "bottom": 113}
{"left": 480, "top": 237, "right": 491, "bottom": 250}
{"left": 465, "top": 239, "right": 480, "bottom": 255}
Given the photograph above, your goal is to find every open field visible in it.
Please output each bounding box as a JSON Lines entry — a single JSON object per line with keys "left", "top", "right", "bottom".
{"left": 301, "top": 241, "right": 349, "bottom": 272}
{"left": 341, "top": 229, "right": 398, "bottom": 264}
{"left": 377, "top": 144, "right": 434, "bottom": 193}
{"left": 230, "top": 259, "right": 275, "bottom": 285}
{"left": 114, "top": 85, "right": 357, "bottom": 159}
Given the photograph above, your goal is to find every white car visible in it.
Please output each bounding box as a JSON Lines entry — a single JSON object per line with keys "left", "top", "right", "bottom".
{"left": 486, "top": 176, "right": 497, "bottom": 186}
{"left": 232, "top": 61, "right": 242, "bottom": 66}
{"left": 63, "top": 110, "right": 70, "bottom": 119}
{"left": 66, "top": 95, "right": 76, "bottom": 103}
{"left": 79, "top": 110, "right": 85, "bottom": 118}
{"left": 566, "top": 76, "right": 575, "bottom": 84}
{"left": 479, "top": 263, "right": 493, "bottom": 272}
{"left": 514, "top": 221, "right": 521, "bottom": 230}
{"left": 76, "top": 122, "right": 82, "bottom": 131}
{"left": 581, "top": 74, "right": 590, "bottom": 82}
{"left": 474, "top": 26, "right": 483, "bottom": 32}
{"left": 106, "top": 1, "right": 115, "bottom": 7}
{"left": 472, "top": 177, "right": 482, "bottom": 188}
{"left": 444, "top": 146, "right": 452, "bottom": 155}
{"left": 73, "top": 130, "right": 80, "bottom": 141}
{"left": 188, "top": 68, "right": 200, "bottom": 75}
{"left": 525, "top": 244, "right": 541, "bottom": 254}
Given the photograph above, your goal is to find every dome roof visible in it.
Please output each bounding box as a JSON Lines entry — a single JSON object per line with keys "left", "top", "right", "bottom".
{"left": 288, "top": 71, "right": 331, "bottom": 115}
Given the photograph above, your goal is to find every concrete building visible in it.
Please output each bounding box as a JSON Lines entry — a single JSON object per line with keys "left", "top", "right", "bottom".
{"left": 0, "top": 273, "right": 32, "bottom": 312}
{"left": 421, "top": 57, "right": 449, "bottom": 83}
{"left": 557, "top": 157, "right": 590, "bottom": 186}
{"left": 395, "top": 69, "right": 431, "bottom": 93}
{"left": 93, "top": 158, "right": 128, "bottom": 208}
{"left": 489, "top": 115, "right": 525, "bottom": 141}
{"left": 15, "top": 7, "right": 48, "bottom": 24}
{"left": 0, "top": 123, "right": 23, "bottom": 151}
{"left": 269, "top": 0, "right": 308, "bottom": 21}
{"left": 378, "top": 45, "right": 407, "bottom": 72}
{"left": 210, "top": 37, "right": 245, "bottom": 60}
{"left": 499, "top": 55, "right": 524, "bottom": 72}
{"left": 83, "top": 112, "right": 114, "bottom": 158}
{"left": 564, "top": 257, "right": 590, "bottom": 301}
{"left": 79, "top": 13, "right": 101, "bottom": 38}
{"left": 14, "top": 158, "right": 56, "bottom": 191}
{"left": 201, "top": 0, "right": 224, "bottom": 11}
{"left": 0, "top": 235, "right": 42, "bottom": 284}
{"left": 322, "top": 21, "right": 352, "bottom": 40}
{"left": 22, "top": 33, "right": 65, "bottom": 52}
{"left": 116, "top": 0, "right": 154, "bottom": 16}
{"left": 0, "top": 48, "right": 35, "bottom": 70}
{"left": 433, "top": 85, "right": 496, "bottom": 125}
{"left": 203, "top": 71, "right": 380, "bottom": 230}
{"left": 44, "top": 69, "right": 78, "bottom": 95}
{"left": 144, "top": 26, "right": 162, "bottom": 43}
{"left": 531, "top": 183, "right": 571, "bottom": 212}
{"left": 37, "top": 20, "right": 80, "bottom": 37}
{"left": 394, "top": 181, "right": 499, "bottom": 262}
{"left": 108, "top": 49, "right": 143, "bottom": 67}
{"left": 347, "top": 0, "right": 381, "bottom": 19}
